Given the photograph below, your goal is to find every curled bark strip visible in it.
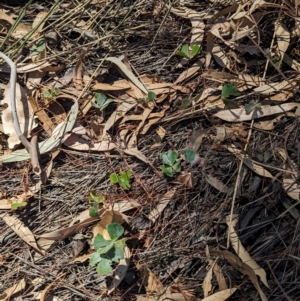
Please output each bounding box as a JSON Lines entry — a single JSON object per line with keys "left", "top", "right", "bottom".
{"left": 0, "top": 51, "right": 40, "bottom": 174}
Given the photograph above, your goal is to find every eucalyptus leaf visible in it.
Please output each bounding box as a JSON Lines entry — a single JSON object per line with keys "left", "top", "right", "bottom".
{"left": 1, "top": 101, "right": 78, "bottom": 163}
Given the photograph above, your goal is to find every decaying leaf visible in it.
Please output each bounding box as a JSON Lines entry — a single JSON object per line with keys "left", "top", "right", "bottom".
{"left": 226, "top": 145, "right": 274, "bottom": 179}
{"left": 214, "top": 102, "right": 300, "bottom": 122}
{"left": 0, "top": 101, "right": 78, "bottom": 163}
{"left": 124, "top": 148, "right": 152, "bottom": 165}
{"left": 148, "top": 188, "right": 177, "bottom": 223}
{"left": 226, "top": 215, "right": 269, "bottom": 288}
{"left": 206, "top": 174, "right": 229, "bottom": 193}
{"left": 0, "top": 83, "right": 35, "bottom": 149}
{"left": 201, "top": 288, "right": 237, "bottom": 301}
{"left": 106, "top": 57, "right": 148, "bottom": 94}
{"left": 212, "top": 45, "right": 231, "bottom": 70}
{"left": 136, "top": 263, "right": 164, "bottom": 293}
{"left": 0, "top": 278, "right": 26, "bottom": 301}
{"left": 209, "top": 249, "right": 268, "bottom": 301}
{"left": 275, "top": 20, "right": 290, "bottom": 63}
{"left": 0, "top": 213, "right": 40, "bottom": 252}
{"left": 202, "top": 265, "right": 213, "bottom": 297}
{"left": 283, "top": 168, "right": 300, "bottom": 202}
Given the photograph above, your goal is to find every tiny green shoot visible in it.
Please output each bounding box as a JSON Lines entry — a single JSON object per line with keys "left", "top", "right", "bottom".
{"left": 176, "top": 44, "right": 201, "bottom": 59}
{"left": 11, "top": 202, "right": 27, "bottom": 210}
{"left": 91, "top": 93, "right": 114, "bottom": 111}
{"left": 42, "top": 87, "right": 60, "bottom": 100}
{"left": 88, "top": 191, "right": 105, "bottom": 217}
{"left": 160, "top": 150, "right": 181, "bottom": 177}
{"left": 30, "top": 38, "right": 45, "bottom": 57}
{"left": 90, "top": 223, "right": 125, "bottom": 275}
{"left": 110, "top": 170, "right": 132, "bottom": 190}
{"left": 137, "top": 91, "right": 156, "bottom": 104}
{"left": 221, "top": 83, "right": 240, "bottom": 100}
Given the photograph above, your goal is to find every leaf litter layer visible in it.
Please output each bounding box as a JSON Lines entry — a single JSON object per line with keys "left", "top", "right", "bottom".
{"left": 0, "top": 0, "right": 300, "bottom": 300}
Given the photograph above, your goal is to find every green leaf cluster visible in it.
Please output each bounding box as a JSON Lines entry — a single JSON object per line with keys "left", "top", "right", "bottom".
{"left": 88, "top": 191, "right": 105, "bottom": 217}
{"left": 30, "top": 38, "right": 45, "bottom": 57}
{"left": 176, "top": 44, "right": 201, "bottom": 59}
{"left": 110, "top": 170, "right": 132, "bottom": 190}
{"left": 221, "top": 83, "right": 240, "bottom": 100}
{"left": 42, "top": 88, "right": 60, "bottom": 100}
{"left": 90, "top": 223, "right": 125, "bottom": 275}
{"left": 160, "top": 150, "right": 181, "bottom": 177}
{"left": 91, "top": 93, "right": 114, "bottom": 111}
{"left": 137, "top": 91, "right": 156, "bottom": 104}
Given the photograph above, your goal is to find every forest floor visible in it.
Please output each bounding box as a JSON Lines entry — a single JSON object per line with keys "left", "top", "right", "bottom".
{"left": 0, "top": 0, "right": 300, "bottom": 300}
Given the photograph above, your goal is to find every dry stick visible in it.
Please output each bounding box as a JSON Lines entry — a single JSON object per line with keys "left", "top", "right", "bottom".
{"left": 0, "top": 51, "right": 41, "bottom": 175}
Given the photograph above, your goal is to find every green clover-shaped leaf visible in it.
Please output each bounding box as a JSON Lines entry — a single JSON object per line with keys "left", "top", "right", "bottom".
{"left": 96, "top": 258, "right": 112, "bottom": 275}
{"left": 160, "top": 165, "right": 173, "bottom": 177}
{"left": 107, "top": 223, "right": 124, "bottom": 241}
{"left": 94, "top": 234, "right": 111, "bottom": 250}
{"left": 90, "top": 252, "right": 102, "bottom": 266}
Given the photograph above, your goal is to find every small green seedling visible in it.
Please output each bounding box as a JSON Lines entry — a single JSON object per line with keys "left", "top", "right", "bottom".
{"left": 90, "top": 223, "right": 125, "bottom": 275}
{"left": 11, "top": 202, "right": 27, "bottom": 210}
{"left": 255, "top": 150, "right": 271, "bottom": 163}
{"left": 42, "top": 87, "right": 60, "bottom": 100}
{"left": 91, "top": 93, "right": 114, "bottom": 111}
{"left": 176, "top": 44, "right": 201, "bottom": 59}
{"left": 30, "top": 38, "right": 45, "bottom": 57}
{"left": 221, "top": 83, "right": 240, "bottom": 100}
{"left": 110, "top": 170, "right": 132, "bottom": 190}
{"left": 137, "top": 91, "right": 156, "bottom": 104}
{"left": 245, "top": 99, "right": 261, "bottom": 115}
{"left": 88, "top": 191, "right": 105, "bottom": 217}
{"left": 160, "top": 150, "right": 181, "bottom": 177}
{"left": 183, "top": 149, "right": 196, "bottom": 163}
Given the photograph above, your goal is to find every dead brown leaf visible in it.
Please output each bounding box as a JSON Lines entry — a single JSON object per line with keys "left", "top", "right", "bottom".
{"left": 148, "top": 188, "right": 177, "bottom": 223}
{"left": 226, "top": 144, "right": 274, "bottom": 179}
{"left": 214, "top": 102, "right": 300, "bottom": 122}
{"left": 1, "top": 83, "right": 35, "bottom": 149}
{"left": 209, "top": 249, "right": 267, "bottom": 301}
{"left": 136, "top": 263, "right": 164, "bottom": 293}
{"left": 0, "top": 213, "right": 40, "bottom": 252}
{"left": 226, "top": 215, "right": 269, "bottom": 287}
{"left": 0, "top": 278, "right": 26, "bottom": 301}
{"left": 205, "top": 174, "right": 230, "bottom": 193}
{"left": 201, "top": 288, "right": 237, "bottom": 301}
